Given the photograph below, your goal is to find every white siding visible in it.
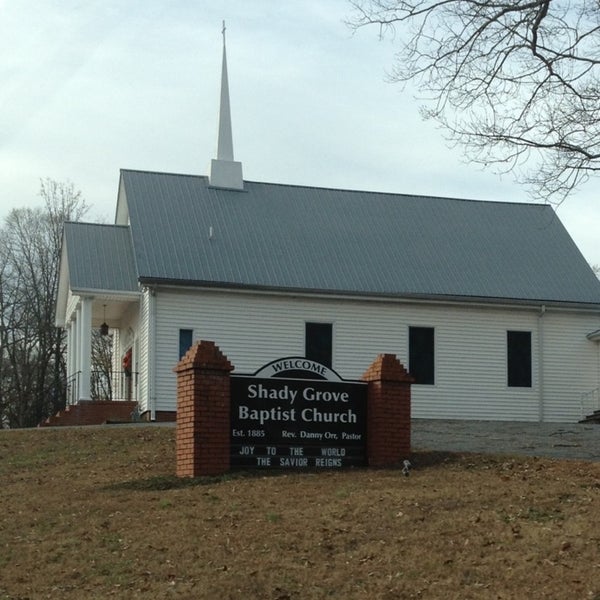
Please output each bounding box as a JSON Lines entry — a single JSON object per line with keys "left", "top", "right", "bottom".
{"left": 412, "top": 306, "right": 540, "bottom": 421}
{"left": 542, "top": 311, "right": 600, "bottom": 421}
{"left": 148, "top": 287, "right": 600, "bottom": 422}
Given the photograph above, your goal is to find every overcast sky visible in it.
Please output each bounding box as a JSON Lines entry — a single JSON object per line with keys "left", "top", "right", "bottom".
{"left": 1, "top": 0, "right": 598, "bottom": 267}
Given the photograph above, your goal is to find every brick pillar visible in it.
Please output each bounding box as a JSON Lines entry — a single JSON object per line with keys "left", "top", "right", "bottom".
{"left": 362, "top": 354, "right": 413, "bottom": 467}
{"left": 174, "top": 341, "right": 233, "bottom": 477}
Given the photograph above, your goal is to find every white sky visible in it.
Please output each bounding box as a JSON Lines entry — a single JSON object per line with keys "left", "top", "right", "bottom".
{"left": 1, "top": 0, "right": 598, "bottom": 266}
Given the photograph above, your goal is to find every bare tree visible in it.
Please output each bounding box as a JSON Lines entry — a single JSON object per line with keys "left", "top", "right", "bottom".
{"left": 0, "top": 179, "right": 88, "bottom": 427}
{"left": 348, "top": 0, "right": 600, "bottom": 203}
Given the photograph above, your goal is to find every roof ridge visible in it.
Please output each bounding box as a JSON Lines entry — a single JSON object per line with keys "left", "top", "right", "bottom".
{"left": 242, "top": 179, "right": 545, "bottom": 208}
{"left": 64, "top": 221, "right": 130, "bottom": 229}
{"left": 120, "top": 168, "right": 207, "bottom": 180}
{"left": 119, "top": 168, "right": 548, "bottom": 209}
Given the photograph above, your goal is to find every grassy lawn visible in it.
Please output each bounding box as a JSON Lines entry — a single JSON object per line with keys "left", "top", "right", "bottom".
{"left": 0, "top": 425, "right": 599, "bottom": 599}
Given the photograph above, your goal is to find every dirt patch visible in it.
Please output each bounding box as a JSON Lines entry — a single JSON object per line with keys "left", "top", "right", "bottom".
{"left": 0, "top": 426, "right": 599, "bottom": 599}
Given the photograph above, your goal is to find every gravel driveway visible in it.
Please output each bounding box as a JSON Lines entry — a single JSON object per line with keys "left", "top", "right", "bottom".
{"left": 412, "top": 418, "right": 600, "bottom": 462}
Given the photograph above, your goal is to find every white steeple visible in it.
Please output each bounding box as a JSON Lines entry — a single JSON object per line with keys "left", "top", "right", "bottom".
{"left": 208, "top": 21, "right": 244, "bottom": 190}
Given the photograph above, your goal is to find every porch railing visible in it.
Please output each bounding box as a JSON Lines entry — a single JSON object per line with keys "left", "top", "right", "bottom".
{"left": 66, "top": 371, "right": 138, "bottom": 405}
{"left": 65, "top": 372, "right": 79, "bottom": 407}
{"left": 580, "top": 387, "right": 600, "bottom": 419}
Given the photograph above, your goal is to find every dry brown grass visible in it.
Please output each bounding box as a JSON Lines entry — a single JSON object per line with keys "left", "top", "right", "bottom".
{"left": 0, "top": 425, "right": 599, "bottom": 599}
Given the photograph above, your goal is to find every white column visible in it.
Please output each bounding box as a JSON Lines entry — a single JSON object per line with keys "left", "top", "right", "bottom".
{"left": 66, "top": 322, "right": 73, "bottom": 376}
{"left": 73, "top": 308, "right": 82, "bottom": 404}
{"left": 71, "top": 320, "right": 78, "bottom": 379}
{"left": 79, "top": 297, "right": 93, "bottom": 401}
{"left": 77, "top": 307, "right": 84, "bottom": 376}
{"left": 65, "top": 322, "right": 74, "bottom": 405}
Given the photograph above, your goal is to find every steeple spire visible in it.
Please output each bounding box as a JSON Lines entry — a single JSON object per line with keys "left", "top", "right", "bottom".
{"left": 216, "top": 21, "right": 233, "bottom": 161}
{"left": 208, "top": 21, "right": 244, "bottom": 190}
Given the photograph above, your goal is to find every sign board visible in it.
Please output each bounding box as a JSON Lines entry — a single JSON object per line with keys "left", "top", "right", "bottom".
{"left": 230, "top": 357, "right": 367, "bottom": 469}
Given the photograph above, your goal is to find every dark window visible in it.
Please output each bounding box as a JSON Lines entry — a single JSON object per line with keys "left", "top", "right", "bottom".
{"left": 305, "top": 322, "right": 332, "bottom": 368}
{"left": 507, "top": 331, "right": 532, "bottom": 387}
{"left": 179, "top": 329, "right": 193, "bottom": 360}
{"left": 409, "top": 326, "right": 435, "bottom": 385}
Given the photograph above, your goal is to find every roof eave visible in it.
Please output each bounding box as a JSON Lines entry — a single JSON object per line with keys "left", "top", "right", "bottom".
{"left": 137, "top": 277, "right": 600, "bottom": 312}
{"left": 54, "top": 233, "right": 70, "bottom": 327}
{"left": 69, "top": 287, "right": 141, "bottom": 299}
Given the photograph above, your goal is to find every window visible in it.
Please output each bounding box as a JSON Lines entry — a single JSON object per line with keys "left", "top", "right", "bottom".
{"left": 409, "top": 326, "right": 435, "bottom": 385}
{"left": 305, "top": 322, "right": 332, "bottom": 368}
{"left": 507, "top": 331, "right": 532, "bottom": 387}
{"left": 179, "top": 329, "right": 193, "bottom": 360}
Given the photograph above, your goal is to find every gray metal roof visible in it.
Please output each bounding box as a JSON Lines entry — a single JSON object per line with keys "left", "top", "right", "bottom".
{"left": 64, "top": 222, "right": 138, "bottom": 292}
{"left": 115, "top": 169, "right": 600, "bottom": 306}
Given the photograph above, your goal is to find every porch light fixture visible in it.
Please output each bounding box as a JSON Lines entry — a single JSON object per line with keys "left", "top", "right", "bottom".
{"left": 100, "top": 304, "right": 109, "bottom": 336}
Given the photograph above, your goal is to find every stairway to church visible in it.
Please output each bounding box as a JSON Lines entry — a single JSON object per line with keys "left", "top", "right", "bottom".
{"left": 579, "top": 410, "right": 600, "bottom": 424}
{"left": 39, "top": 400, "right": 138, "bottom": 427}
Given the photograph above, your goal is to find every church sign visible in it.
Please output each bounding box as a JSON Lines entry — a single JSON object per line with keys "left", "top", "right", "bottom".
{"left": 230, "top": 358, "right": 367, "bottom": 469}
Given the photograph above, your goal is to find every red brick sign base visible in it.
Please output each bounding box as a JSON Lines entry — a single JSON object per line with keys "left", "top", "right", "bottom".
{"left": 175, "top": 341, "right": 412, "bottom": 477}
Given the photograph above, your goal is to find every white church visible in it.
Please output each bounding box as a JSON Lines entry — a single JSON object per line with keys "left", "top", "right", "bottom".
{"left": 54, "top": 29, "right": 600, "bottom": 425}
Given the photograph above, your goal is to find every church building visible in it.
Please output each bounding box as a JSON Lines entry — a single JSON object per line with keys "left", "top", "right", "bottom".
{"left": 54, "top": 29, "right": 600, "bottom": 424}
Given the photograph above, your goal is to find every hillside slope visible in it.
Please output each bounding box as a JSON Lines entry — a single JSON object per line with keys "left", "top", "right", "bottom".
{"left": 1, "top": 426, "right": 599, "bottom": 599}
